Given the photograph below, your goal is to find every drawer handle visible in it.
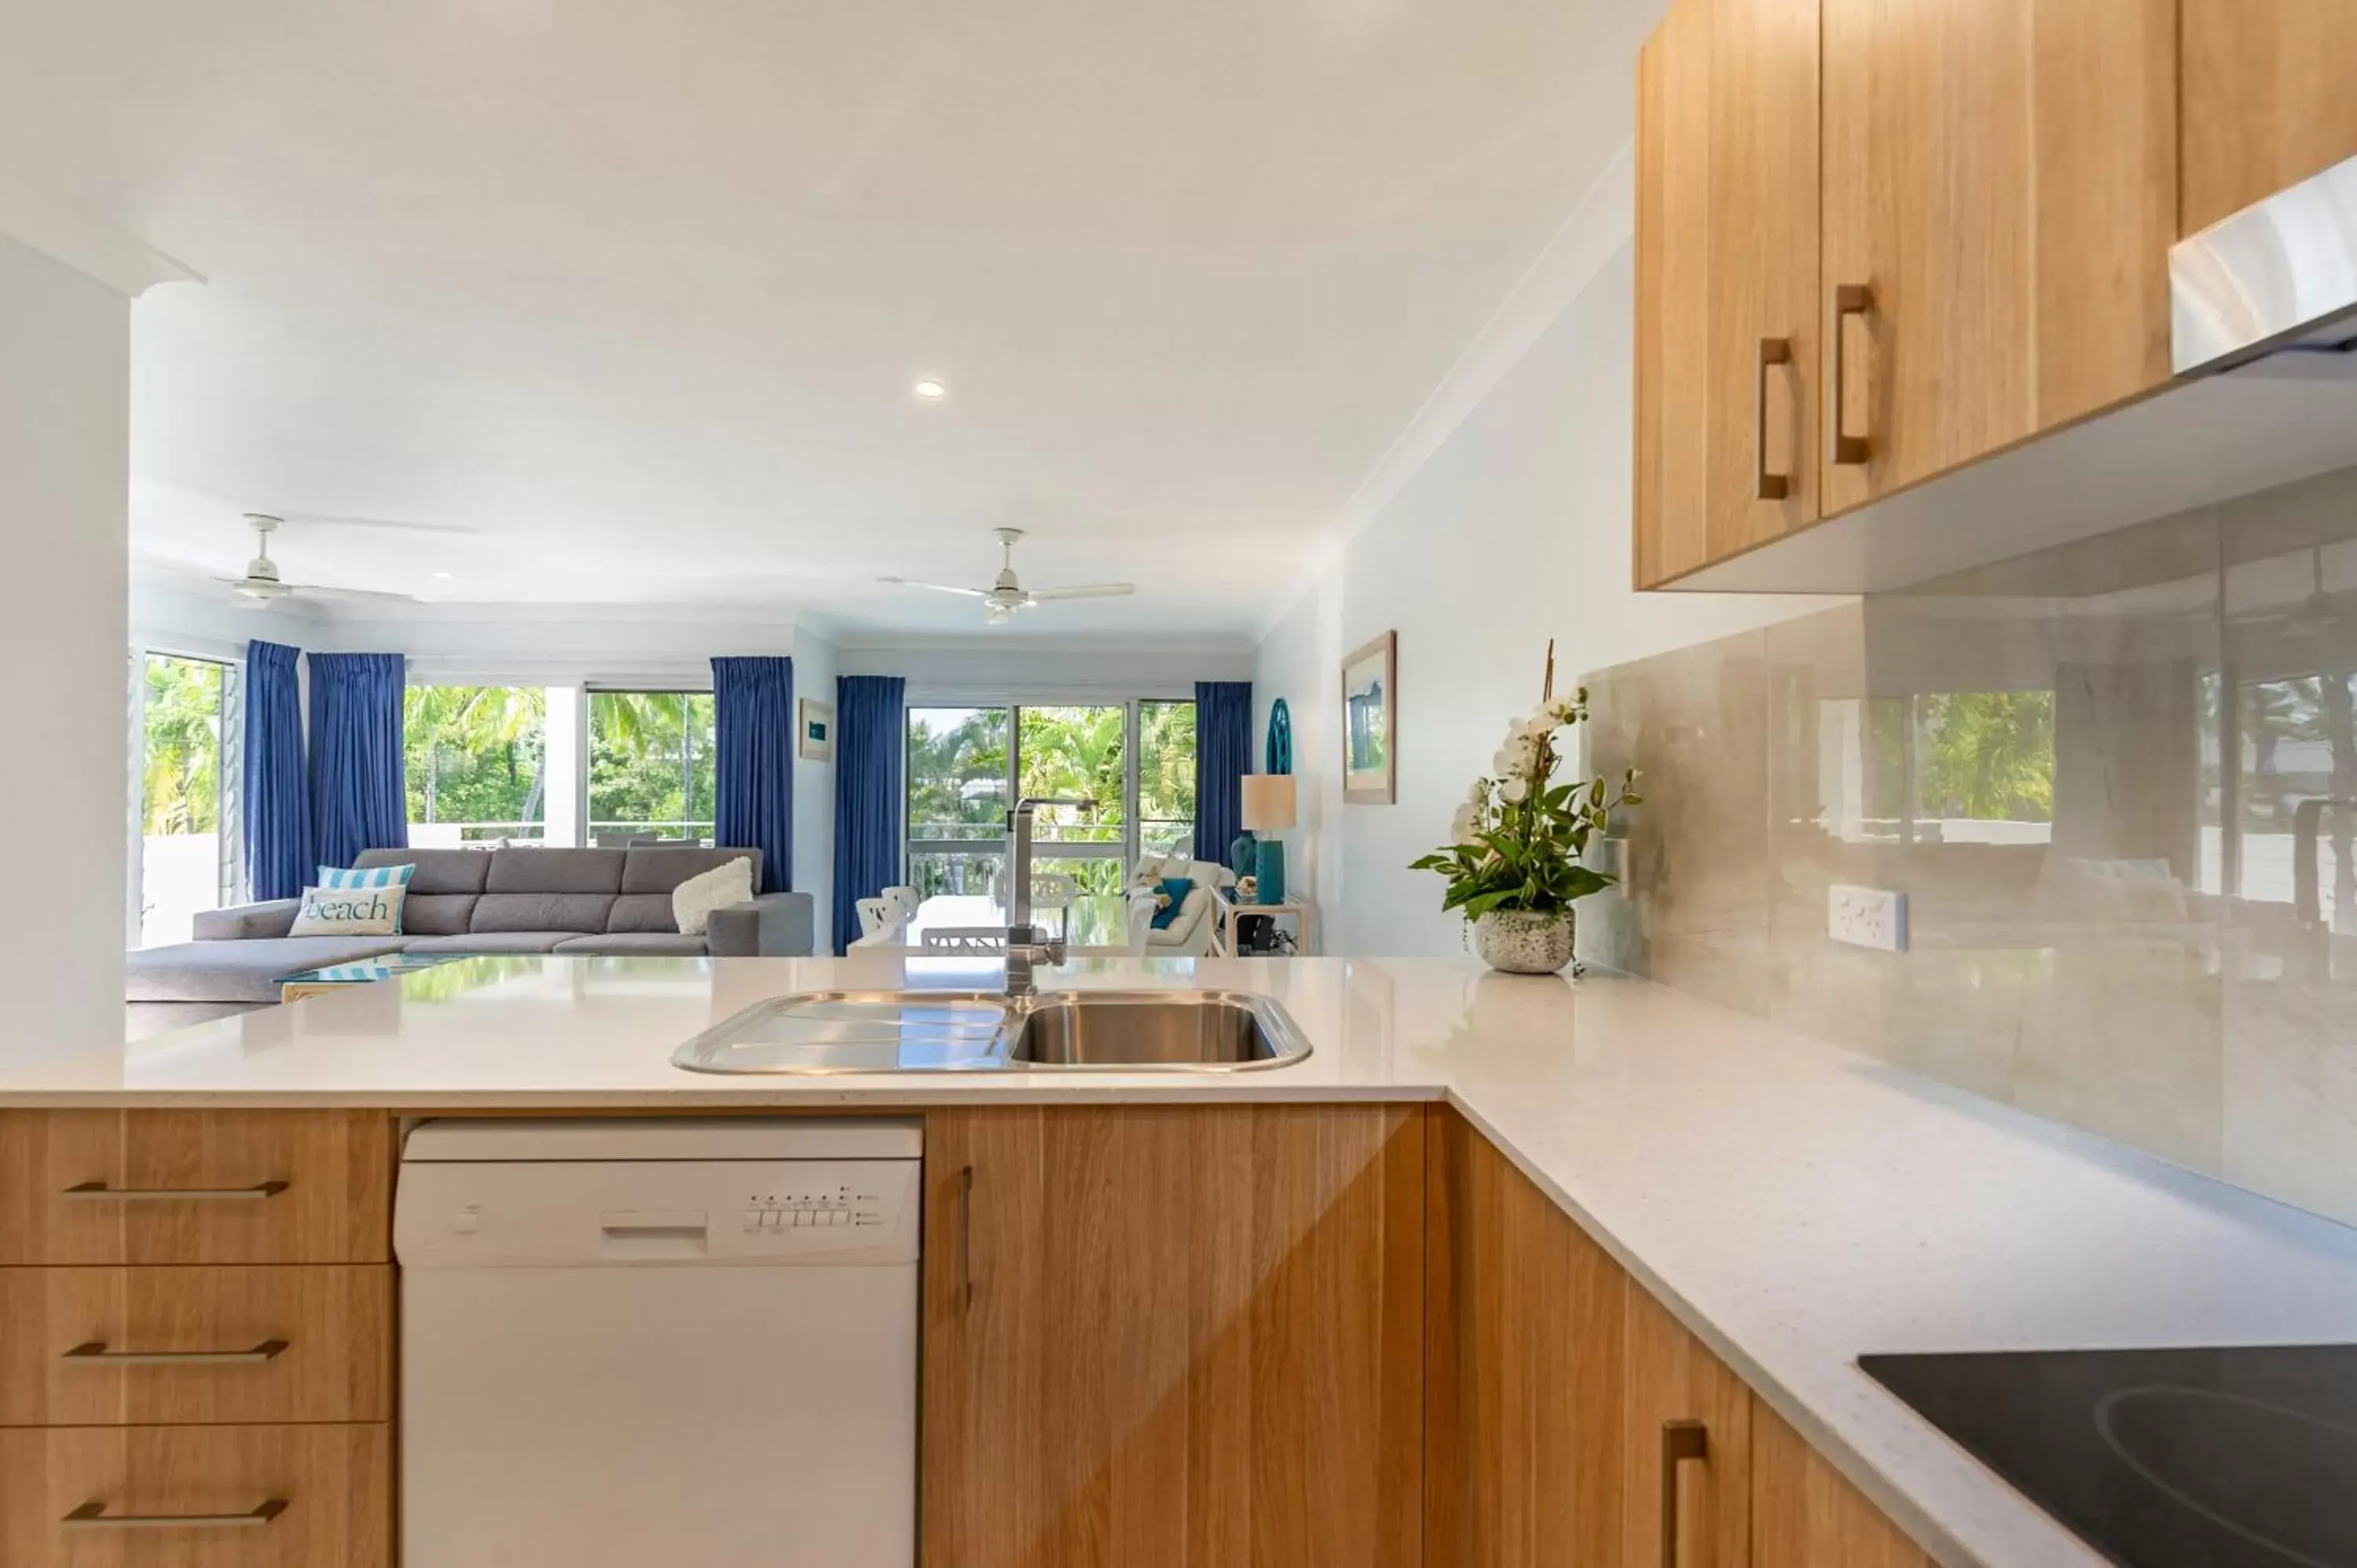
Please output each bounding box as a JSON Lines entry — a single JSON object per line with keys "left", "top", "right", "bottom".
{"left": 1661, "top": 1419, "right": 1708, "bottom": 1568}
{"left": 1754, "top": 336, "right": 1792, "bottom": 500}
{"left": 957, "top": 1164, "right": 975, "bottom": 1310}
{"left": 1827, "top": 283, "right": 1873, "bottom": 467}
{"left": 63, "top": 1498, "right": 288, "bottom": 1530}
{"left": 62, "top": 1338, "right": 288, "bottom": 1366}
{"left": 61, "top": 1180, "right": 288, "bottom": 1201}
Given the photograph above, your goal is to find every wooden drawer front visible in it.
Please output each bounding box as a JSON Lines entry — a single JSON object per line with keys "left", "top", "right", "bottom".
{"left": 0, "top": 1112, "right": 393, "bottom": 1265}
{"left": 0, "top": 1267, "right": 391, "bottom": 1427}
{"left": 0, "top": 1423, "right": 390, "bottom": 1568}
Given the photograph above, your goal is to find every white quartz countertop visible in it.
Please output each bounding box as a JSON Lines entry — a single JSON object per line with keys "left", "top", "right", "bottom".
{"left": 13, "top": 954, "right": 2357, "bottom": 1567}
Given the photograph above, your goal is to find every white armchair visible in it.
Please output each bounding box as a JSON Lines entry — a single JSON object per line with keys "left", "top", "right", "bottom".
{"left": 849, "top": 885, "right": 920, "bottom": 949}
{"left": 1127, "top": 857, "right": 1237, "bottom": 957}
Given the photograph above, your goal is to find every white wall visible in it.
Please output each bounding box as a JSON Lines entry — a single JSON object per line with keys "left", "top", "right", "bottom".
{"left": 1, "top": 236, "right": 130, "bottom": 1063}
{"left": 791, "top": 623, "right": 838, "bottom": 927}
{"left": 838, "top": 637, "right": 1251, "bottom": 704}
{"left": 1255, "top": 185, "right": 1842, "bottom": 956}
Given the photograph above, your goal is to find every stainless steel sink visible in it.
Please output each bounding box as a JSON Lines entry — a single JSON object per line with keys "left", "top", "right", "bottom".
{"left": 1007, "top": 990, "right": 1310, "bottom": 1071}
{"left": 670, "top": 987, "right": 1310, "bottom": 1074}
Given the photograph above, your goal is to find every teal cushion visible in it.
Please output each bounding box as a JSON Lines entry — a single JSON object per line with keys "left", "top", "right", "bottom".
{"left": 1149, "top": 877, "right": 1194, "bottom": 931}
{"left": 317, "top": 862, "right": 416, "bottom": 932}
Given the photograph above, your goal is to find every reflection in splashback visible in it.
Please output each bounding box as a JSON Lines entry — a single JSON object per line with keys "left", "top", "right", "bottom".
{"left": 1581, "top": 463, "right": 2357, "bottom": 1226}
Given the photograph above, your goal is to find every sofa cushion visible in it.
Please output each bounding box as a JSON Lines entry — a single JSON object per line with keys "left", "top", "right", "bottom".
{"left": 470, "top": 893, "right": 616, "bottom": 933}
{"left": 401, "top": 894, "right": 479, "bottom": 936}
{"left": 289, "top": 883, "right": 407, "bottom": 937}
{"left": 486, "top": 847, "right": 625, "bottom": 896}
{"left": 621, "top": 845, "right": 764, "bottom": 895}
{"left": 402, "top": 931, "right": 575, "bottom": 954}
{"left": 606, "top": 893, "right": 680, "bottom": 934}
{"left": 553, "top": 932, "right": 710, "bottom": 957}
{"left": 126, "top": 936, "right": 413, "bottom": 1004}
{"left": 673, "top": 858, "right": 756, "bottom": 936}
{"left": 355, "top": 847, "right": 490, "bottom": 896}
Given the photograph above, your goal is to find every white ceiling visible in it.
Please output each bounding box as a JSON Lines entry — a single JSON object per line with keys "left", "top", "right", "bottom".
{"left": 1, "top": 0, "right": 1650, "bottom": 637}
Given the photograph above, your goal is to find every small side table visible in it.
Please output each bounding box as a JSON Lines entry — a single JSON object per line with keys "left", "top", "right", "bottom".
{"left": 1210, "top": 892, "right": 1314, "bottom": 957}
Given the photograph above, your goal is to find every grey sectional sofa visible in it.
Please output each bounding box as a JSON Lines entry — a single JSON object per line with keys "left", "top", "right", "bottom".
{"left": 126, "top": 844, "right": 814, "bottom": 1033}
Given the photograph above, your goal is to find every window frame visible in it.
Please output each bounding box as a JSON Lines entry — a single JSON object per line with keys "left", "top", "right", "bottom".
{"left": 582, "top": 683, "right": 719, "bottom": 848}
{"left": 901, "top": 697, "right": 1197, "bottom": 896}
{"left": 126, "top": 647, "right": 242, "bottom": 947}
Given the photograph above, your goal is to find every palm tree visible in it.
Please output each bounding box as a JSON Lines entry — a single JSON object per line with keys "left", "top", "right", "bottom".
{"left": 141, "top": 657, "right": 225, "bottom": 835}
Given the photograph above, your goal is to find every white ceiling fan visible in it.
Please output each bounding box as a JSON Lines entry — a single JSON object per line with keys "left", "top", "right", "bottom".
{"left": 880, "top": 528, "right": 1135, "bottom": 625}
{"left": 217, "top": 513, "right": 423, "bottom": 607}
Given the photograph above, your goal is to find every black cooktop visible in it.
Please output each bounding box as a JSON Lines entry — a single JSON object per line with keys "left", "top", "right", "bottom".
{"left": 1860, "top": 1345, "right": 2357, "bottom": 1567}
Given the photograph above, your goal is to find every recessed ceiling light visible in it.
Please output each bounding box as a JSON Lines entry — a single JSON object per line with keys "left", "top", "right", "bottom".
{"left": 432, "top": 571, "right": 453, "bottom": 580}
{"left": 912, "top": 378, "right": 948, "bottom": 401}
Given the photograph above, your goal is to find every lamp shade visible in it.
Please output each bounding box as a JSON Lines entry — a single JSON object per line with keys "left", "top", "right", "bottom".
{"left": 1240, "top": 773, "right": 1297, "bottom": 832}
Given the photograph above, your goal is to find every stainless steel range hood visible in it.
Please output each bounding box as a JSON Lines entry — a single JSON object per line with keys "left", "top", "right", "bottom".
{"left": 1672, "top": 154, "right": 2357, "bottom": 595}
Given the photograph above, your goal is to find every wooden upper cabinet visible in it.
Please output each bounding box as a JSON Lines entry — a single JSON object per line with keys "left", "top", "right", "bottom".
{"left": 1751, "top": 1404, "right": 1934, "bottom": 1568}
{"left": 1818, "top": 0, "right": 2177, "bottom": 514}
{"left": 1634, "top": 0, "right": 1820, "bottom": 588}
{"left": 2181, "top": 0, "right": 2357, "bottom": 235}
{"left": 920, "top": 1105, "right": 1424, "bottom": 1568}
{"left": 1622, "top": 1285, "right": 1750, "bottom": 1568}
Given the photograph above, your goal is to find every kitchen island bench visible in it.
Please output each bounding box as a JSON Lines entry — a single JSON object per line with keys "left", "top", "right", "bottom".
{"left": 3, "top": 954, "right": 2354, "bottom": 1568}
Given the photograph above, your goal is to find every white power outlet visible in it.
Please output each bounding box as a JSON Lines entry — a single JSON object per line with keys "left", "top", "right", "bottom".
{"left": 1827, "top": 884, "right": 1908, "bottom": 952}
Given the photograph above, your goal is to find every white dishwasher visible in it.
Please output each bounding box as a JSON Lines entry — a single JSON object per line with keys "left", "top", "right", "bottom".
{"left": 394, "top": 1117, "right": 921, "bottom": 1568}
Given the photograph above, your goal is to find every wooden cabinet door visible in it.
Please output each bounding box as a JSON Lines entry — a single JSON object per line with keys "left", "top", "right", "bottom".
{"left": 1622, "top": 1285, "right": 1749, "bottom": 1568}
{"left": 1819, "top": 0, "right": 2176, "bottom": 512}
{"left": 1634, "top": 0, "right": 1820, "bottom": 587}
{"left": 1752, "top": 1403, "right": 1932, "bottom": 1568}
{"left": 921, "top": 1105, "right": 1424, "bottom": 1568}
{"left": 2182, "top": 0, "right": 2357, "bottom": 235}
{"left": 1424, "top": 1109, "right": 1626, "bottom": 1568}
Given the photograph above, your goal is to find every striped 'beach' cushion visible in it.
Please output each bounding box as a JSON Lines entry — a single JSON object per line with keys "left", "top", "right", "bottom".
{"left": 317, "top": 861, "right": 416, "bottom": 932}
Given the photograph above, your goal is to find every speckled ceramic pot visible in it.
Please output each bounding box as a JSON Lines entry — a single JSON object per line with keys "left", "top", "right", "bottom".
{"left": 1473, "top": 908, "right": 1574, "bottom": 975}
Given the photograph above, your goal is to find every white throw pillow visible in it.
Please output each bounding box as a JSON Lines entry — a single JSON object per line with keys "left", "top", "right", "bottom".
{"left": 288, "top": 882, "right": 407, "bottom": 937}
{"left": 673, "top": 857, "right": 756, "bottom": 936}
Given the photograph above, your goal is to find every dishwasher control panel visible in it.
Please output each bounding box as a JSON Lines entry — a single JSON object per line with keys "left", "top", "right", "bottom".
{"left": 739, "top": 1177, "right": 891, "bottom": 1233}
{"left": 395, "top": 1157, "right": 922, "bottom": 1267}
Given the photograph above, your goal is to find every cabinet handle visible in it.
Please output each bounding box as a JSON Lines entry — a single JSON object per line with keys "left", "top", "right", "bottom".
{"left": 957, "top": 1164, "right": 976, "bottom": 1310}
{"left": 1661, "top": 1419, "right": 1709, "bottom": 1568}
{"left": 63, "top": 1499, "right": 288, "bottom": 1530}
{"left": 62, "top": 1338, "right": 288, "bottom": 1366}
{"left": 1754, "top": 337, "right": 1792, "bottom": 500}
{"left": 61, "top": 1180, "right": 288, "bottom": 1201}
{"left": 1827, "top": 284, "right": 1873, "bottom": 467}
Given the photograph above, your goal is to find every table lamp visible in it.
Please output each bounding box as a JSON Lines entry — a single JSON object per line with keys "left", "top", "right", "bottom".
{"left": 1239, "top": 774, "right": 1298, "bottom": 905}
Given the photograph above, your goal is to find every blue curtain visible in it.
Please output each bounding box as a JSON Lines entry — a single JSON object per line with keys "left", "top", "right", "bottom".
{"left": 831, "top": 676, "right": 906, "bottom": 953}
{"left": 1194, "top": 680, "right": 1253, "bottom": 868}
{"left": 307, "top": 654, "right": 409, "bottom": 871}
{"left": 713, "top": 656, "right": 794, "bottom": 894}
{"left": 242, "top": 640, "right": 311, "bottom": 900}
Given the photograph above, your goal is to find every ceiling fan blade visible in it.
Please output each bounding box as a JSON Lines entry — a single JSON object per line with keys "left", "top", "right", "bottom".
{"left": 1025, "top": 583, "right": 1136, "bottom": 601}
{"left": 293, "top": 584, "right": 423, "bottom": 603}
{"left": 881, "top": 577, "right": 988, "bottom": 599}
{"left": 284, "top": 511, "right": 484, "bottom": 537}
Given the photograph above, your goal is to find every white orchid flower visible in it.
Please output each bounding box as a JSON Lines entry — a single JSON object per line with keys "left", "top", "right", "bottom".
{"left": 1499, "top": 776, "right": 1528, "bottom": 804}
{"left": 1448, "top": 804, "right": 1477, "bottom": 841}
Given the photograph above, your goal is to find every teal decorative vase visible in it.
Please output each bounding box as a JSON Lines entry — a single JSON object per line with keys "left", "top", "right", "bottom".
{"left": 1255, "top": 840, "right": 1287, "bottom": 905}
{"left": 1229, "top": 831, "right": 1258, "bottom": 878}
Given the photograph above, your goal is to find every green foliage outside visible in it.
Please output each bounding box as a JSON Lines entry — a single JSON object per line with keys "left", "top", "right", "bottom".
{"left": 141, "top": 655, "right": 227, "bottom": 835}
{"left": 1915, "top": 691, "right": 2055, "bottom": 821}
{"left": 904, "top": 703, "right": 1198, "bottom": 897}
{"left": 405, "top": 686, "right": 548, "bottom": 837}
{"left": 588, "top": 691, "right": 716, "bottom": 839}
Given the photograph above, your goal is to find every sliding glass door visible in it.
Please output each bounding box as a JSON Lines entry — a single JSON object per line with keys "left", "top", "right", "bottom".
{"left": 134, "top": 653, "right": 237, "bottom": 947}
{"left": 903, "top": 699, "right": 1198, "bottom": 902}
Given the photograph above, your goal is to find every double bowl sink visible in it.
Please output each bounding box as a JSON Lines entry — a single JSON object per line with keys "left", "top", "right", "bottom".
{"left": 672, "top": 988, "right": 1311, "bottom": 1075}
